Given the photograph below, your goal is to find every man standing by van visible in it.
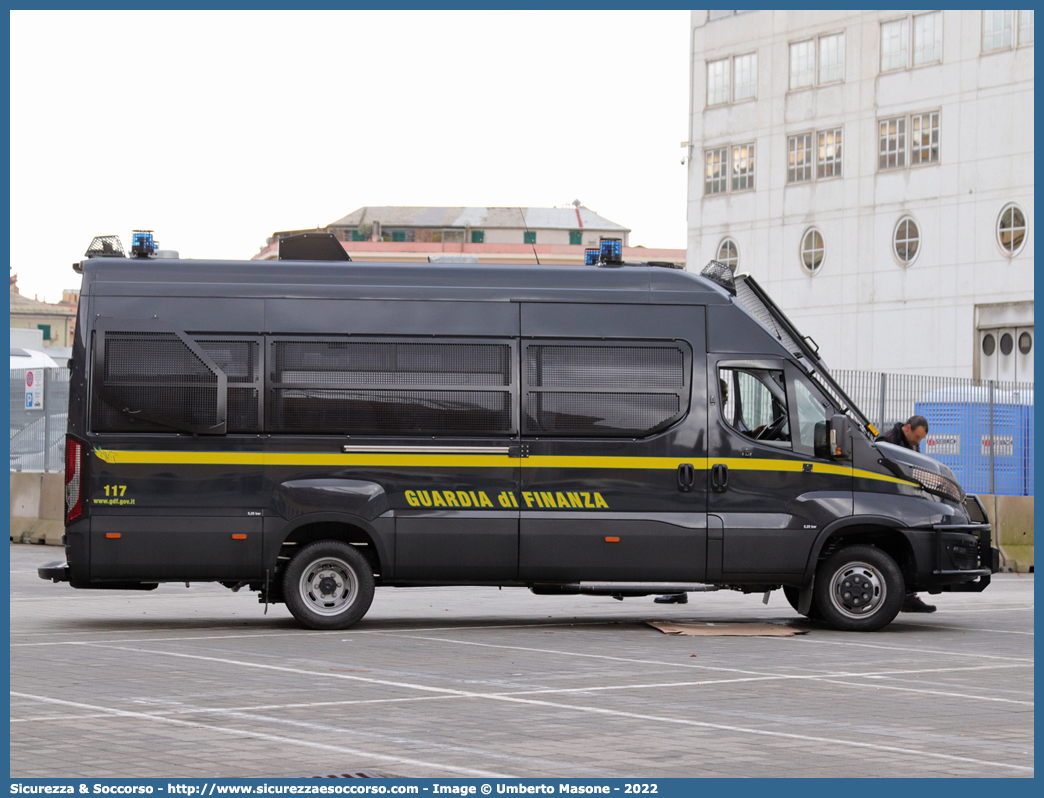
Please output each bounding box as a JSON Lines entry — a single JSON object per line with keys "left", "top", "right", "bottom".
{"left": 876, "top": 415, "right": 936, "bottom": 613}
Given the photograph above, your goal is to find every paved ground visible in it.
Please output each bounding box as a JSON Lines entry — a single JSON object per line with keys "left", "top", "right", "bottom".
{"left": 10, "top": 542, "right": 1034, "bottom": 779}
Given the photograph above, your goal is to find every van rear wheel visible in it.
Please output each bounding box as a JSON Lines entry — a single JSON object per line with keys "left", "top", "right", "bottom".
{"left": 283, "top": 541, "right": 375, "bottom": 630}
{"left": 814, "top": 545, "right": 903, "bottom": 632}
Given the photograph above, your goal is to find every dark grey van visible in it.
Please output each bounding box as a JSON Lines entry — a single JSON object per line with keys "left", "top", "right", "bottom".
{"left": 40, "top": 241, "right": 997, "bottom": 631}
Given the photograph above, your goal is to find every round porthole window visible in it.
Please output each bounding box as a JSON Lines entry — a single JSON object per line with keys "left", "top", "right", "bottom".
{"left": 982, "top": 334, "right": 996, "bottom": 356}
{"left": 997, "top": 203, "right": 1027, "bottom": 256}
{"left": 800, "top": 228, "right": 825, "bottom": 274}
{"left": 893, "top": 216, "right": 920, "bottom": 266}
{"left": 1018, "top": 332, "right": 1032, "bottom": 355}
{"left": 1000, "top": 333, "right": 1014, "bottom": 356}
{"left": 717, "top": 238, "right": 739, "bottom": 272}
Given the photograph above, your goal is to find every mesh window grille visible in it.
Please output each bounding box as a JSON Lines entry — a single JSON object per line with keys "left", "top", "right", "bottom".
{"left": 525, "top": 343, "right": 688, "bottom": 436}
{"left": 268, "top": 339, "right": 514, "bottom": 435}
{"left": 92, "top": 332, "right": 221, "bottom": 433}
{"left": 198, "top": 339, "right": 262, "bottom": 432}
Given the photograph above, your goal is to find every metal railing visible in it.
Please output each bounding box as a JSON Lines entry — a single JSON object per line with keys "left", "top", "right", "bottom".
{"left": 833, "top": 370, "right": 1034, "bottom": 497}
{"left": 10, "top": 367, "right": 70, "bottom": 472}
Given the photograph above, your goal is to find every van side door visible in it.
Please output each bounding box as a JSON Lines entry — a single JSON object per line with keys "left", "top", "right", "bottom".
{"left": 706, "top": 357, "right": 852, "bottom": 581}
{"left": 518, "top": 303, "right": 707, "bottom": 583}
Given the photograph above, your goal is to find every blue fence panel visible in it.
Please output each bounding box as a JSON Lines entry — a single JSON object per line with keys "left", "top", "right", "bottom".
{"left": 914, "top": 386, "right": 1032, "bottom": 496}
{"left": 832, "top": 369, "right": 1033, "bottom": 497}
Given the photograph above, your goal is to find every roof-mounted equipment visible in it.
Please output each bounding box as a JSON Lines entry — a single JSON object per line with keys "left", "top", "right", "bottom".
{"left": 84, "top": 235, "right": 126, "bottom": 259}
{"left": 588, "top": 238, "right": 681, "bottom": 270}
{"left": 278, "top": 232, "right": 352, "bottom": 262}
{"left": 131, "top": 230, "right": 158, "bottom": 258}
{"left": 598, "top": 238, "right": 623, "bottom": 266}
{"left": 699, "top": 259, "right": 736, "bottom": 295}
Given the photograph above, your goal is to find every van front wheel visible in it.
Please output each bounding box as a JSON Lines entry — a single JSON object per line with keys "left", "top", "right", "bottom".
{"left": 283, "top": 541, "right": 375, "bottom": 630}
{"left": 814, "top": 545, "right": 903, "bottom": 632}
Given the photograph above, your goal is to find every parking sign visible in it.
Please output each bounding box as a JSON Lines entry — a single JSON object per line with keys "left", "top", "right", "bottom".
{"left": 24, "top": 369, "right": 43, "bottom": 410}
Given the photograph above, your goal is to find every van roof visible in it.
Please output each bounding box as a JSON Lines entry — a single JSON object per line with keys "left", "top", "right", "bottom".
{"left": 82, "top": 259, "right": 734, "bottom": 306}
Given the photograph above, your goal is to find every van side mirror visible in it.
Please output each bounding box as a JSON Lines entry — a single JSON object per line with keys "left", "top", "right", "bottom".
{"left": 828, "top": 414, "right": 851, "bottom": 460}
{"left": 813, "top": 421, "right": 830, "bottom": 460}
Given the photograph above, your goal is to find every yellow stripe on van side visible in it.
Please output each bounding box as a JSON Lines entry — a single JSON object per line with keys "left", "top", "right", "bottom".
{"left": 93, "top": 450, "right": 513, "bottom": 469}
{"left": 92, "top": 448, "right": 918, "bottom": 487}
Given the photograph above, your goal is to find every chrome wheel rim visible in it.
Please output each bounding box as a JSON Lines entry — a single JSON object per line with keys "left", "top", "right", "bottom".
{"left": 828, "top": 561, "right": 885, "bottom": 619}
{"left": 299, "top": 556, "right": 358, "bottom": 617}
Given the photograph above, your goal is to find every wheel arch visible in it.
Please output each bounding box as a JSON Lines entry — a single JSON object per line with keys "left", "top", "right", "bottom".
{"left": 266, "top": 512, "right": 392, "bottom": 583}
{"left": 802, "top": 516, "right": 916, "bottom": 590}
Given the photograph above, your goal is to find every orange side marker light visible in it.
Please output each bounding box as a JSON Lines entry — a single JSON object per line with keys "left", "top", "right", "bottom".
{"left": 232, "top": 534, "right": 248, "bottom": 540}
{"left": 605, "top": 536, "right": 620, "bottom": 543}
{"left": 105, "top": 533, "right": 121, "bottom": 539}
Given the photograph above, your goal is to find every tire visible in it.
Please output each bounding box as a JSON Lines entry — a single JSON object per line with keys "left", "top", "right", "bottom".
{"left": 283, "top": 541, "right": 375, "bottom": 630}
{"left": 814, "top": 545, "right": 904, "bottom": 632}
{"left": 782, "top": 586, "right": 821, "bottom": 619}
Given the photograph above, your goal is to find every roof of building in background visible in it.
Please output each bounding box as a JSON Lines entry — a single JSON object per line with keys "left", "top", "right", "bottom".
{"left": 10, "top": 292, "right": 76, "bottom": 316}
{"left": 327, "top": 206, "right": 630, "bottom": 233}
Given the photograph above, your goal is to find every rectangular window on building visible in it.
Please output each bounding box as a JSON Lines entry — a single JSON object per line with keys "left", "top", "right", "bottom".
{"left": 569, "top": 231, "right": 582, "bottom": 246}
{"left": 733, "top": 52, "right": 757, "bottom": 101}
{"left": 352, "top": 231, "right": 367, "bottom": 241}
{"left": 913, "top": 11, "right": 943, "bottom": 65}
{"left": 818, "top": 33, "right": 845, "bottom": 83}
{"left": 707, "top": 58, "right": 730, "bottom": 106}
{"left": 37, "top": 324, "right": 51, "bottom": 341}
{"left": 731, "top": 143, "right": 755, "bottom": 191}
{"left": 705, "top": 147, "right": 728, "bottom": 195}
{"left": 523, "top": 231, "right": 536, "bottom": 245}
{"left": 471, "top": 230, "right": 484, "bottom": 244}
{"left": 1019, "top": 10, "right": 1034, "bottom": 45}
{"left": 879, "top": 117, "right": 907, "bottom": 169}
{"left": 787, "top": 134, "right": 813, "bottom": 183}
{"left": 983, "top": 10, "right": 1014, "bottom": 51}
{"left": 391, "top": 231, "right": 406, "bottom": 242}
{"left": 910, "top": 112, "right": 940, "bottom": 164}
{"left": 880, "top": 18, "right": 910, "bottom": 71}
{"left": 817, "top": 128, "right": 843, "bottom": 178}
{"left": 789, "top": 40, "right": 815, "bottom": 89}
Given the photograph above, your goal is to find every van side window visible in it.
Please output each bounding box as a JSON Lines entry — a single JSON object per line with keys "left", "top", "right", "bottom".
{"left": 524, "top": 341, "right": 690, "bottom": 437}
{"left": 92, "top": 330, "right": 226, "bottom": 434}
{"left": 266, "top": 338, "right": 515, "bottom": 435}
{"left": 197, "top": 338, "right": 263, "bottom": 432}
{"left": 793, "top": 377, "right": 831, "bottom": 456}
{"left": 718, "top": 367, "right": 791, "bottom": 447}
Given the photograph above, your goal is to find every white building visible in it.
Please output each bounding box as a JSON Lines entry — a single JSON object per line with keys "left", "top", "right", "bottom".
{"left": 686, "top": 10, "right": 1033, "bottom": 381}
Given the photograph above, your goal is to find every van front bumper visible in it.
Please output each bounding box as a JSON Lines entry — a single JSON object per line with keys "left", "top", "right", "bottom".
{"left": 925, "top": 520, "right": 999, "bottom": 593}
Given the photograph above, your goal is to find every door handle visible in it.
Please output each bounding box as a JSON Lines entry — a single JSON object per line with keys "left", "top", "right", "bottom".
{"left": 677, "top": 463, "right": 695, "bottom": 492}
{"left": 711, "top": 463, "right": 729, "bottom": 493}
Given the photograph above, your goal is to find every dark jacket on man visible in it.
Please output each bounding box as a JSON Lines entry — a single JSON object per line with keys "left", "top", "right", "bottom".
{"left": 876, "top": 422, "right": 920, "bottom": 452}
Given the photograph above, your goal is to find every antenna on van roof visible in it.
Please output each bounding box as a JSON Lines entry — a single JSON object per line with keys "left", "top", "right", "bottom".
{"left": 517, "top": 208, "right": 540, "bottom": 265}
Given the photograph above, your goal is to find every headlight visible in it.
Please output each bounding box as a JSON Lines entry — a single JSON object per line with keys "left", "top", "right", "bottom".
{"left": 911, "top": 466, "right": 966, "bottom": 503}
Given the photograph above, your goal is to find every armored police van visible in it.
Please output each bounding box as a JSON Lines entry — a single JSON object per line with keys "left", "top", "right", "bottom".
{"left": 39, "top": 233, "right": 998, "bottom": 632}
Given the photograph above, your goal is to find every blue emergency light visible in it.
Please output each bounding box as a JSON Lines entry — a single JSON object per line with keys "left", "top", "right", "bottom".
{"left": 131, "top": 230, "right": 158, "bottom": 258}
{"left": 599, "top": 238, "right": 622, "bottom": 263}
{"left": 585, "top": 248, "right": 600, "bottom": 265}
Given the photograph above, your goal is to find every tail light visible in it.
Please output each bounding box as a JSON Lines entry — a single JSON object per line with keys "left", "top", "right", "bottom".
{"left": 65, "top": 437, "right": 85, "bottom": 522}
